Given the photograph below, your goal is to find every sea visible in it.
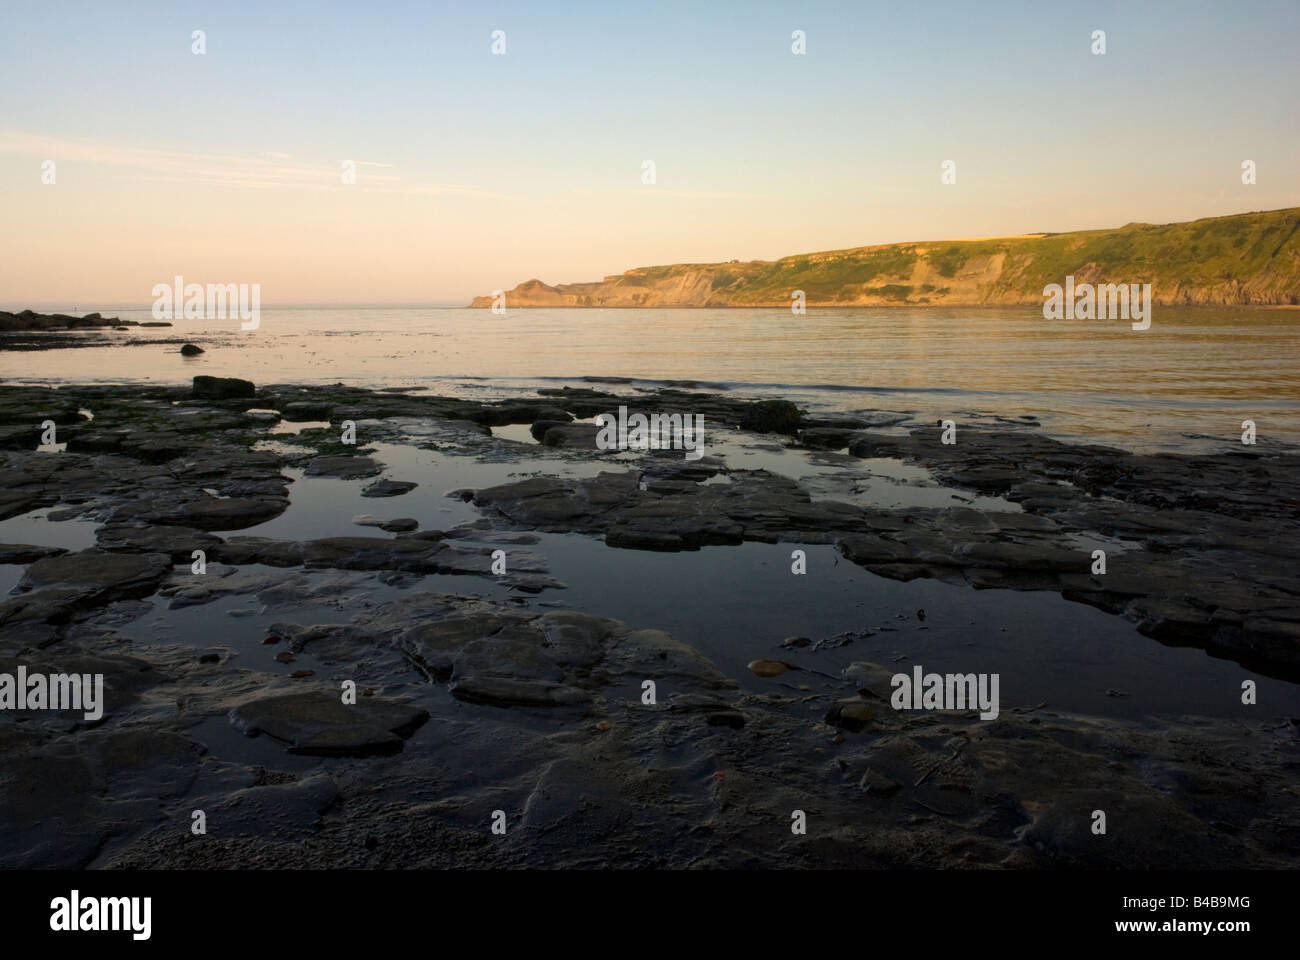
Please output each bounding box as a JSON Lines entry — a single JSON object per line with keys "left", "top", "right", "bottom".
{"left": 4, "top": 305, "right": 1298, "bottom": 454}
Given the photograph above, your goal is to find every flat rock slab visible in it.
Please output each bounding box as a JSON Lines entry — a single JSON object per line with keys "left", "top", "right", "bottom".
{"left": 305, "top": 456, "right": 381, "bottom": 479}
{"left": 18, "top": 550, "right": 172, "bottom": 596}
{"left": 0, "top": 493, "right": 37, "bottom": 521}
{"left": 3, "top": 551, "right": 173, "bottom": 626}
{"left": 110, "top": 496, "right": 287, "bottom": 532}
{"left": 229, "top": 691, "right": 429, "bottom": 757}
{"left": 167, "top": 498, "right": 287, "bottom": 531}
{"left": 797, "top": 427, "right": 864, "bottom": 449}
{"left": 96, "top": 524, "right": 223, "bottom": 560}
{"left": 538, "top": 423, "right": 602, "bottom": 449}
{"left": 361, "top": 479, "right": 417, "bottom": 497}
{"left": 450, "top": 675, "right": 591, "bottom": 707}
{"left": 300, "top": 537, "right": 446, "bottom": 572}
{"left": 0, "top": 543, "right": 68, "bottom": 564}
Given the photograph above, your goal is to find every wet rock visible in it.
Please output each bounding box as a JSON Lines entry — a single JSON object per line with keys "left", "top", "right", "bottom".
{"left": 0, "top": 648, "right": 163, "bottom": 722}
{"left": 299, "top": 537, "right": 447, "bottom": 572}
{"left": 477, "top": 403, "right": 573, "bottom": 427}
{"left": 0, "top": 724, "right": 202, "bottom": 868}
{"left": 62, "top": 429, "right": 128, "bottom": 453}
{"left": 798, "top": 427, "right": 862, "bottom": 449}
{"left": 605, "top": 627, "right": 736, "bottom": 692}
{"left": 826, "top": 698, "right": 875, "bottom": 731}
{"left": 843, "top": 661, "right": 899, "bottom": 701}
{"left": 197, "top": 774, "right": 340, "bottom": 842}
{"left": 500, "top": 572, "right": 567, "bottom": 593}
{"left": 96, "top": 523, "right": 223, "bottom": 560}
{"left": 748, "top": 659, "right": 800, "bottom": 678}
{"left": 450, "top": 675, "right": 591, "bottom": 708}
{"left": 740, "top": 399, "right": 802, "bottom": 435}
{"left": 281, "top": 401, "right": 332, "bottom": 421}
{"left": 180, "top": 344, "right": 204, "bottom": 356}
{"left": 0, "top": 543, "right": 68, "bottom": 563}
{"left": 197, "top": 535, "right": 563, "bottom": 591}
{"left": 847, "top": 435, "right": 903, "bottom": 459}
{"left": 205, "top": 538, "right": 305, "bottom": 568}
{"left": 192, "top": 375, "right": 255, "bottom": 400}
{"left": 858, "top": 768, "right": 902, "bottom": 796}
{"left": 0, "top": 425, "right": 39, "bottom": 451}
{"left": 952, "top": 541, "right": 1085, "bottom": 573}
{"left": 474, "top": 531, "right": 538, "bottom": 545}
{"left": 229, "top": 691, "right": 429, "bottom": 756}
{"left": 361, "top": 479, "right": 417, "bottom": 497}
{"left": 2, "top": 551, "right": 172, "bottom": 625}
{"left": 0, "top": 492, "right": 37, "bottom": 520}
{"left": 165, "top": 497, "right": 287, "bottom": 531}
{"left": 606, "top": 525, "right": 683, "bottom": 550}
{"left": 530, "top": 419, "right": 568, "bottom": 441}
{"left": 705, "top": 709, "right": 746, "bottom": 728}
{"left": 538, "top": 423, "right": 601, "bottom": 449}
{"left": 117, "top": 434, "right": 193, "bottom": 463}
{"left": 306, "top": 456, "right": 381, "bottom": 479}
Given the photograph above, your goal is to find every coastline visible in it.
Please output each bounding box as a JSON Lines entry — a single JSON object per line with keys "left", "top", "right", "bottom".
{"left": 466, "top": 301, "right": 1300, "bottom": 309}
{"left": 468, "top": 207, "right": 1300, "bottom": 309}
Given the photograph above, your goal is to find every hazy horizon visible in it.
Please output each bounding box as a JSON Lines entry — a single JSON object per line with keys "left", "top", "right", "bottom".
{"left": 10, "top": 202, "right": 1300, "bottom": 312}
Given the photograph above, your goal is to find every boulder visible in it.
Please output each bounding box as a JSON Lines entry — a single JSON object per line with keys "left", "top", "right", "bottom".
{"left": 361, "top": 478, "right": 417, "bottom": 497}
{"left": 192, "top": 375, "right": 255, "bottom": 399}
{"left": 740, "top": 399, "right": 802, "bottom": 435}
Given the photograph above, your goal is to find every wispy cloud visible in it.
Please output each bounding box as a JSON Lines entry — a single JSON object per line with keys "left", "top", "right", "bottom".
{"left": 0, "top": 130, "right": 504, "bottom": 198}
{"left": 648, "top": 189, "right": 768, "bottom": 200}
{"left": 568, "top": 185, "right": 765, "bottom": 201}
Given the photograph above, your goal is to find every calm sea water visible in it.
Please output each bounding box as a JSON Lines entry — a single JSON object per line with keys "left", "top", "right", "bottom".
{"left": 4, "top": 305, "right": 1297, "bottom": 453}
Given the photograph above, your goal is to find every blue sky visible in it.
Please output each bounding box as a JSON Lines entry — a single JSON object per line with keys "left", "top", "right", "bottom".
{"left": 2, "top": 0, "right": 1297, "bottom": 304}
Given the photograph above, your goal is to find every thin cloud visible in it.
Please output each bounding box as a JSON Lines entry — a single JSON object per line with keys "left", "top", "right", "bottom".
{"left": 568, "top": 184, "right": 765, "bottom": 201}
{"left": 0, "top": 130, "right": 504, "bottom": 198}
{"left": 651, "top": 189, "right": 768, "bottom": 200}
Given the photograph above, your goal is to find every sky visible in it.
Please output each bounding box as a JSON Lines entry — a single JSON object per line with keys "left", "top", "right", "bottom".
{"left": 1, "top": 0, "right": 1297, "bottom": 307}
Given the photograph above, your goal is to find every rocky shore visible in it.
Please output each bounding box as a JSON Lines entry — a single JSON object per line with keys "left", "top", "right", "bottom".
{"left": 1, "top": 377, "right": 1297, "bottom": 868}
{"left": 0, "top": 309, "right": 180, "bottom": 352}
{"left": 0, "top": 309, "right": 179, "bottom": 332}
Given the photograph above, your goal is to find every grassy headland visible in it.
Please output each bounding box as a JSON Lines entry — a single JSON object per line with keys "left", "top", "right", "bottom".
{"left": 470, "top": 207, "right": 1300, "bottom": 308}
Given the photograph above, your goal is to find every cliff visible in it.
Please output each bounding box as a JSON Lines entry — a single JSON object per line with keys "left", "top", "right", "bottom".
{"left": 470, "top": 207, "right": 1300, "bottom": 308}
